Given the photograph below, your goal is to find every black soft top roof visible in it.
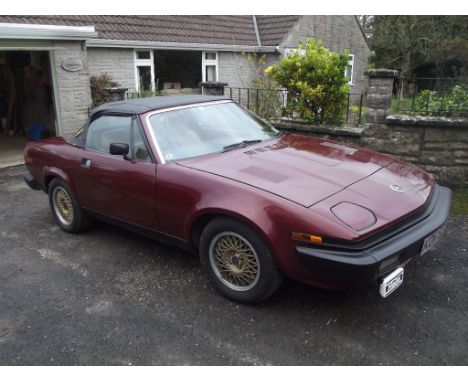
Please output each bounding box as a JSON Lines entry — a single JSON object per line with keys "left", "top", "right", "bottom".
{"left": 90, "top": 95, "right": 231, "bottom": 117}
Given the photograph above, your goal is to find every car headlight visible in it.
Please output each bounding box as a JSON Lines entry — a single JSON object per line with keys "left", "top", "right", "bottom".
{"left": 330, "top": 202, "right": 376, "bottom": 231}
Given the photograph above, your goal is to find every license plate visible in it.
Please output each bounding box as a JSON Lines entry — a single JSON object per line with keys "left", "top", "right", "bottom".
{"left": 379, "top": 267, "right": 404, "bottom": 298}
{"left": 421, "top": 226, "right": 445, "bottom": 256}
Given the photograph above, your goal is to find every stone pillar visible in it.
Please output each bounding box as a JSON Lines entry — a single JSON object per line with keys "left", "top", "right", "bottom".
{"left": 50, "top": 41, "right": 92, "bottom": 136}
{"left": 364, "top": 69, "right": 399, "bottom": 124}
{"left": 200, "top": 81, "right": 228, "bottom": 96}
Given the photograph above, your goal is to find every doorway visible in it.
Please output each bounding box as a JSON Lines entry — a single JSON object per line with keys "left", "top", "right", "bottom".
{"left": 0, "top": 50, "right": 57, "bottom": 167}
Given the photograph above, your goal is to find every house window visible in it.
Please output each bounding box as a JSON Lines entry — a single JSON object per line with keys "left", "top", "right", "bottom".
{"left": 137, "top": 51, "right": 151, "bottom": 60}
{"left": 202, "top": 51, "right": 218, "bottom": 82}
{"left": 137, "top": 66, "right": 152, "bottom": 92}
{"left": 283, "top": 47, "right": 306, "bottom": 57}
{"left": 134, "top": 50, "right": 155, "bottom": 92}
{"left": 346, "top": 54, "right": 354, "bottom": 85}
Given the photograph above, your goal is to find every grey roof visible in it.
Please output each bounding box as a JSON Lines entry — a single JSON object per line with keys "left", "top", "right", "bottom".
{"left": 0, "top": 15, "right": 256, "bottom": 45}
{"left": 90, "top": 94, "right": 230, "bottom": 117}
{"left": 256, "top": 16, "right": 300, "bottom": 46}
{"left": 0, "top": 15, "right": 301, "bottom": 46}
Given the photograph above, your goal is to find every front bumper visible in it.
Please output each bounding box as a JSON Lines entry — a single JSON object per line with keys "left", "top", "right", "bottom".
{"left": 296, "top": 185, "right": 452, "bottom": 288}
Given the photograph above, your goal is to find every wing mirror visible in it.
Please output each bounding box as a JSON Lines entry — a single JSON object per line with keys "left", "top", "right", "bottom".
{"left": 109, "top": 143, "right": 130, "bottom": 158}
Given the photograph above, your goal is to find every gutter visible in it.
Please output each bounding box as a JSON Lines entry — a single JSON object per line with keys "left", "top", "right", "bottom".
{"left": 86, "top": 38, "right": 278, "bottom": 53}
{"left": 0, "top": 22, "right": 98, "bottom": 40}
{"left": 252, "top": 16, "right": 262, "bottom": 47}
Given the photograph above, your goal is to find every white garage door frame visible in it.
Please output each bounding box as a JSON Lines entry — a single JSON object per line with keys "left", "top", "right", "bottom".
{"left": 0, "top": 24, "right": 97, "bottom": 136}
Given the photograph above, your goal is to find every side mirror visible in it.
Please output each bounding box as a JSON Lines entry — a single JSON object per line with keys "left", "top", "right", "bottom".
{"left": 109, "top": 143, "right": 129, "bottom": 157}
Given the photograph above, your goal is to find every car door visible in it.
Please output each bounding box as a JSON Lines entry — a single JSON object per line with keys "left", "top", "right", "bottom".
{"left": 74, "top": 113, "right": 158, "bottom": 230}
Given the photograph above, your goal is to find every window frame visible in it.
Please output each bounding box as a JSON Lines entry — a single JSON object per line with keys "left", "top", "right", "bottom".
{"left": 283, "top": 47, "right": 306, "bottom": 57}
{"left": 131, "top": 115, "right": 155, "bottom": 163}
{"left": 201, "top": 51, "right": 218, "bottom": 82}
{"left": 145, "top": 99, "right": 280, "bottom": 164}
{"left": 83, "top": 112, "right": 155, "bottom": 163}
{"left": 346, "top": 54, "right": 354, "bottom": 85}
{"left": 134, "top": 50, "right": 155, "bottom": 93}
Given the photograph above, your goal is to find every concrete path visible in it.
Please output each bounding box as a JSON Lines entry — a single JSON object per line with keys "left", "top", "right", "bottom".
{"left": 0, "top": 135, "right": 26, "bottom": 169}
{"left": 0, "top": 165, "right": 467, "bottom": 365}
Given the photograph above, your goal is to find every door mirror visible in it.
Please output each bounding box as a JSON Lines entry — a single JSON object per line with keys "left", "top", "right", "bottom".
{"left": 109, "top": 143, "right": 130, "bottom": 156}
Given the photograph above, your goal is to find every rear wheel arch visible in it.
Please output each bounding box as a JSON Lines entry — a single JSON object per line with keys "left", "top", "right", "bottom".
{"left": 43, "top": 168, "right": 74, "bottom": 194}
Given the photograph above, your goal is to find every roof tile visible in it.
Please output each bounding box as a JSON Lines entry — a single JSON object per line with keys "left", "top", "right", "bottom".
{"left": 0, "top": 15, "right": 301, "bottom": 46}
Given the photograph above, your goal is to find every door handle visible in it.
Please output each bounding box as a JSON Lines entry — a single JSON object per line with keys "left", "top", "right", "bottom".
{"left": 81, "top": 158, "right": 92, "bottom": 169}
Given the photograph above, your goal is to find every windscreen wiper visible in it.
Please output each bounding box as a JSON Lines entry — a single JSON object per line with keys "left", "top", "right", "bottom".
{"left": 222, "top": 139, "right": 262, "bottom": 152}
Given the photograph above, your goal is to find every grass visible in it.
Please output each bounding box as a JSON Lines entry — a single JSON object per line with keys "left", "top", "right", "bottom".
{"left": 451, "top": 189, "right": 468, "bottom": 216}
{"left": 391, "top": 96, "right": 414, "bottom": 113}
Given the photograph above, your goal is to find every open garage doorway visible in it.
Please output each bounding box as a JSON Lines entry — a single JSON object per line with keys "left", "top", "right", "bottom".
{"left": 0, "top": 50, "right": 57, "bottom": 168}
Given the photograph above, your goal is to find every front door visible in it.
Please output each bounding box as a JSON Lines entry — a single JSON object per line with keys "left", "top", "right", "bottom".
{"left": 74, "top": 114, "right": 157, "bottom": 229}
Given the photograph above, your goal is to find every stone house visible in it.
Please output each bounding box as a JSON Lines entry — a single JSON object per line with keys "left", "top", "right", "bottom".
{"left": 0, "top": 15, "right": 370, "bottom": 138}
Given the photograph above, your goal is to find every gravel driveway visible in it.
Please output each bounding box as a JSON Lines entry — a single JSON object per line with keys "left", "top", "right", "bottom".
{"left": 0, "top": 165, "right": 467, "bottom": 365}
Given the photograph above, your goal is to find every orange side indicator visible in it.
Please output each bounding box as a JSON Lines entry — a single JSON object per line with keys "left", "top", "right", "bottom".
{"left": 291, "top": 232, "right": 323, "bottom": 244}
{"left": 25, "top": 155, "right": 33, "bottom": 164}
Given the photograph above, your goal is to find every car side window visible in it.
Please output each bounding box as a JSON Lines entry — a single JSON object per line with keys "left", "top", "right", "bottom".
{"left": 85, "top": 115, "right": 132, "bottom": 154}
{"left": 132, "top": 123, "right": 151, "bottom": 163}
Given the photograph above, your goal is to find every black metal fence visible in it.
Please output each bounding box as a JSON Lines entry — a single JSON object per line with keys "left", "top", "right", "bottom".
{"left": 127, "top": 90, "right": 159, "bottom": 99}
{"left": 225, "top": 87, "right": 287, "bottom": 120}
{"left": 393, "top": 77, "right": 468, "bottom": 117}
{"left": 225, "top": 86, "right": 365, "bottom": 126}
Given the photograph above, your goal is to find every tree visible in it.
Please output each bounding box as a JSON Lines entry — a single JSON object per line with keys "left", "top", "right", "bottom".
{"left": 264, "top": 39, "right": 350, "bottom": 123}
{"left": 362, "top": 16, "right": 468, "bottom": 77}
{"left": 357, "top": 15, "right": 373, "bottom": 41}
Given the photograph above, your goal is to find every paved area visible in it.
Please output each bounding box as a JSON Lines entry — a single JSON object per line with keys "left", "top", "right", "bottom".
{"left": 0, "top": 165, "right": 467, "bottom": 365}
{"left": 0, "top": 135, "right": 26, "bottom": 169}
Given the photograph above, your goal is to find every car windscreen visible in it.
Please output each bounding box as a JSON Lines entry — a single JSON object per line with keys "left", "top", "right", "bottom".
{"left": 65, "top": 123, "right": 86, "bottom": 147}
{"left": 147, "top": 101, "right": 279, "bottom": 162}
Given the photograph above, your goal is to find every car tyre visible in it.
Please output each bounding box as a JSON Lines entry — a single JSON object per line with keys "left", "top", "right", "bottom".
{"left": 200, "top": 217, "right": 283, "bottom": 304}
{"left": 48, "top": 178, "right": 90, "bottom": 233}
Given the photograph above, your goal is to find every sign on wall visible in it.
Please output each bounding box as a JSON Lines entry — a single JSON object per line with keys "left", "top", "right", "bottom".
{"left": 61, "top": 58, "right": 83, "bottom": 72}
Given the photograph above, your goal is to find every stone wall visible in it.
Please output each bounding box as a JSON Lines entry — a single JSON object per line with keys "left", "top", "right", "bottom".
{"left": 218, "top": 51, "right": 279, "bottom": 88}
{"left": 87, "top": 47, "right": 136, "bottom": 92}
{"left": 50, "top": 41, "right": 92, "bottom": 135}
{"left": 273, "top": 117, "right": 468, "bottom": 188}
{"left": 362, "top": 116, "right": 468, "bottom": 187}
{"left": 362, "top": 69, "right": 468, "bottom": 187}
{"left": 272, "top": 69, "right": 468, "bottom": 188}
{"left": 272, "top": 120, "right": 363, "bottom": 146}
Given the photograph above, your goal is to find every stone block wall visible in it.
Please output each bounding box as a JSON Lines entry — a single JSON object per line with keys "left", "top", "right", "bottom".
{"left": 272, "top": 120, "right": 363, "bottom": 146}
{"left": 273, "top": 116, "right": 468, "bottom": 187}
{"left": 360, "top": 69, "right": 468, "bottom": 187}
{"left": 87, "top": 47, "right": 136, "bottom": 92}
{"left": 50, "top": 41, "right": 92, "bottom": 135}
{"left": 272, "top": 69, "right": 468, "bottom": 187}
{"left": 361, "top": 116, "right": 468, "bottom": 187}
{"left": 218, "top": 51, "right": 280, "bottom": 89}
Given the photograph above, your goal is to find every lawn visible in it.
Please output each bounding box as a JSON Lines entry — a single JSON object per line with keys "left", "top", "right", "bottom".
{"left": 451, "top": 188, "right": 468, "bottom": 215}
{"left": 391, "top": 96, "right": 415, "bottom": 114}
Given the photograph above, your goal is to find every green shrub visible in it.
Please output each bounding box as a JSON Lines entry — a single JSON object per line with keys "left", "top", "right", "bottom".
{"left": 90, "top": 73, "right": 114, "bottom": 107}
{"left": 413, "top": 85, "right": 468, "bottom": 116}
{"left": 265, "top": 39, "right": 350, "bottom": 123}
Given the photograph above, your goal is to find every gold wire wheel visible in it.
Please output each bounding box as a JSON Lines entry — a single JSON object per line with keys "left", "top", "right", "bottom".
{"left": 208, "top": 232, "right": 260, "bottom": 292}
{"left": 53, "top": 186, "right": 74, "bottom": 225}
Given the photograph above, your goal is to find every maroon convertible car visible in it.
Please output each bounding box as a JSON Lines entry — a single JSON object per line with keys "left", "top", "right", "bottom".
{"left": 23, "top": 95, "right": 451, "bottom": 303}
